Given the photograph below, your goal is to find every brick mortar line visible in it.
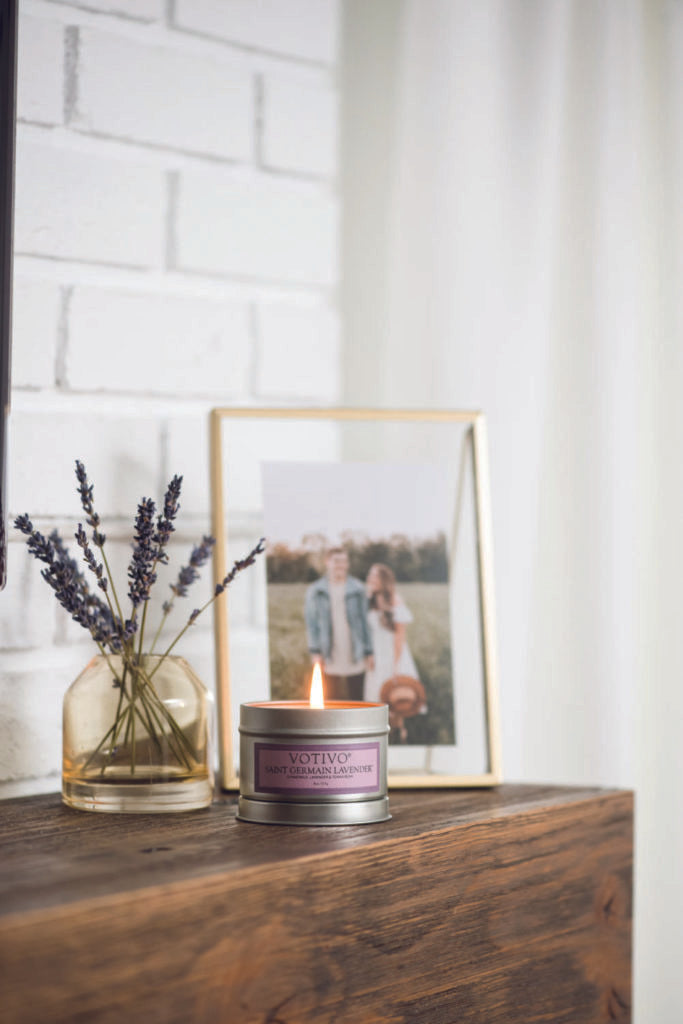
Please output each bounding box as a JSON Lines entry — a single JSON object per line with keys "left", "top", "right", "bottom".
{"left": 13, "top": 257, "right": 337, "bottom": 306}
{"left": 164, "top": 170, "right": 179, "bottom": 272}
{"left": 22, "top": 0, "right": 338, "bottom": 81}
{"left": 17, "top": 123, "right": 338, "bottom": 191}
{"left": 12, "top": 255, "right": 337, "bottom": 296}
{"left": 63, "top": 25, "right": 79, "bottom": 123}
{"left": 54, "top": 286, "right": 72, "bottom": 389}
{"left": 11, "top": 386, "right": 320, "bottom": 406}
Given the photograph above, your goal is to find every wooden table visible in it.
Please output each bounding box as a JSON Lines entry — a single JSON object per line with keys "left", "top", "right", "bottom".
{"left": 0, "top": 784, "right": 632, "bottom": 1023}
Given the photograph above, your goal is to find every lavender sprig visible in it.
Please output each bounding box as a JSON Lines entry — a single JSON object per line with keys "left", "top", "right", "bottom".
{"left": 153, "top": 475, "right": 182, "bottom": 564}
{"left": 166, "top": 536, "right": 216, "bottom": 605}
{"left": 215, "top": 537, "right": 266, "bottom": 596}
{"left": 14, "top": 516, "right": 119, "bottom": 648}
{"left": 73, "top": 462, "right": 128, "bottom": 635}
{"left": 127, "top": 497, "right": 157, "bottom": 608}
{"left": 15, "top": 514, "right": 54, "bottom": 563}
{"left": 135, "top": 475, "right": 184, "bottom": 657}
{"left": 75, "top": 460, "right": 105, "bottom": 546}
{"left": 148, "top": 537, "right": 265, "bottom": 677}
{"left": 75, "top": 524, "right": 107, "bottom": 592}
{"left": 51, "top": 528, "right": 119, "bottom": 642}
{"left": 150, "top": 535, "right": 215, "bottom": 654}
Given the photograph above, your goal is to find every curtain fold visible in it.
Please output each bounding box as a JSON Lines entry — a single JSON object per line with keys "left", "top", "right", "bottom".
{"left": 341, "top": 2, "right": 683, "bottom": 1018}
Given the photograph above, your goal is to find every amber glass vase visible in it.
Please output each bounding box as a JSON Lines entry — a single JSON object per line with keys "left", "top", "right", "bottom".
{"left": 62, "top": 654, "right": 213, "bottom": 813}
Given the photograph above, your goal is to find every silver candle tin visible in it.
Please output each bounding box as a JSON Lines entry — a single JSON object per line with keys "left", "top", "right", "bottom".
{"left": 238, "top": 701, "right": 390, "bottom": 826}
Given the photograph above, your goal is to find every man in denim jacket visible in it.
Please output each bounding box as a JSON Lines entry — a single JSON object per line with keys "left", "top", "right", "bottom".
{"left": 305, "top": 548, "right": 374, "bottom": 700}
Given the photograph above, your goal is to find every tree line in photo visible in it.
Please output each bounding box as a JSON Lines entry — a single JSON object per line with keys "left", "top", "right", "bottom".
{"left": 266, "top": 531, "right": 449, "bottom": 584}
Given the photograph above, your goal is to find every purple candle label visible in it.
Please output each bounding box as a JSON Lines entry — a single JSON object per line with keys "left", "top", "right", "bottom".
{"left": 254, "top": 742, "right": 381, "bottom": 795}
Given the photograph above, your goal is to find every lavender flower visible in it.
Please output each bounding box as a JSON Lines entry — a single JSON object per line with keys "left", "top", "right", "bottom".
{"left": 74, "top": 461, "right": 105, "bottom": 545}
{"left": 128, "top": 497, "right": 157, "bottom": 607}
{"left": 215, "top": 538, "right": 266, "bottom": 596}
{"left": 167, "top": 535, "right": 216, "bottom": 606}
{"left": 157, "top": 537, "right": 265, "bottom": 659}
{"left": 50, "top": 529, "right": 117, "bottom": 639}
{"left": 75, "top": 524, "right": 107, "bottom": 592}
{"left": 49, "top": 530, "right": 83, "bottom": 578}
{"left": 15, "top": 515, "right": 117, "bottom": 646}
{"left": 123, "top": 618, "right": 138, "bottom": 640}
{"left": 153, "top": 475, "right": 182, "bottom": 564}
{"left": 15, "top": 515, "right": 54, "bottom": 563}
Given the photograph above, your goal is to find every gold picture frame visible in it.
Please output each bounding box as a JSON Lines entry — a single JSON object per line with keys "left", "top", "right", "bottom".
{"left": 210, "top": 407, "right": 502, "bottom": 789}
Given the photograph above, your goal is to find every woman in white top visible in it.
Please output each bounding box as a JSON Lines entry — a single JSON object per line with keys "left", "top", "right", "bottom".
{"left": 363, "top": 563, "right": 421, "bottom": 703}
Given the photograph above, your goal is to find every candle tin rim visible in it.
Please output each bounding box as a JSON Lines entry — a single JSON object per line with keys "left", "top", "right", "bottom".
{"left": 240, "top": 701, "right": 390, "bottom": 736}
{"left": 237, "top": 795, "right": 391, "bottom": 826}
{"left": 243, "top": 700, "right": 386, "bottom": 708}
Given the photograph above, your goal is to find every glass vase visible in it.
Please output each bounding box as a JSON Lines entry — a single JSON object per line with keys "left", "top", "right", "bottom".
{"left": 62, "top": 654, "right": 213, "bottom": 813}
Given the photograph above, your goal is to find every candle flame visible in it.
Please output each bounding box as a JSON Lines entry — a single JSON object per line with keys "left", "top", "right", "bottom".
{"left": 309, "top": 663, "right": 325, "bottom": 708}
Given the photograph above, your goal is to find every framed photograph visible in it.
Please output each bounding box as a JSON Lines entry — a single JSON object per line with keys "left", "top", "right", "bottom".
{"left": 210, "top": 408, "right": 502, "bottom": 789}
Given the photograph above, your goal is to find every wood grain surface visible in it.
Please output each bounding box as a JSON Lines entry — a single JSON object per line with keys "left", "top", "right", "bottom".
{"left": 0, "top": 785, "right": 632, "bottom": 1024}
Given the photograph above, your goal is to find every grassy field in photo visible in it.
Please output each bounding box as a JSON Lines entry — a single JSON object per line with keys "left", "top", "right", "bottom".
{"left": 267, "top": 582, "right": 455, "bottom": 746}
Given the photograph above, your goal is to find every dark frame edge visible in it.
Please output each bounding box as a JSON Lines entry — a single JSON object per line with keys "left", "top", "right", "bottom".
{"left": 0, "top": 0, "right": 18, "bottom": 589}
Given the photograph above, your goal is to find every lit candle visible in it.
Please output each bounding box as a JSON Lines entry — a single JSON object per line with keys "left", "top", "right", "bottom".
{"left": 309, "top": 661, "right": 325, "bottom": 708}
{"left": 238, "top": 665, "right": 390, "bottom": 826}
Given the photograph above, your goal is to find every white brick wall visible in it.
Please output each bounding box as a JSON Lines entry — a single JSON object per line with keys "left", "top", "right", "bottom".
{"left": 10, "top": 410, "right": 163, "bottom": 516}
{"left": 0, "top": 660, "right": 66, "bottom": 780}
{"left": 0, "top": 543, "right": 57, "bottom": 650}
{"left": 2, "top": 0, "right": 342, "bottom": 798}
{"left": 52, "top": 0, "right": 164, "bottom": 21}
{"left": 255, "top": 303, "right": 340, "bottom": 401}
{"left": 11, "top": 280, "right": 61, "bottom": 388}
{"left": 67, "top": 287, "right": 252, "bottom": 396}
{"left": 72, "top": 28, "right": 254, "bottom": 160}
{"left": 261, "top": 77, "right": 338, "bottom": 176}
{"left": 14, "top": 142, "right": 165, "bottom": 267}
{"left": 16, "top": 15, "right": 63, "bottom": 125}
{"left": 174, "top": 172, "right": 338, "bottom": 284}
{"left": 173, "top": 0, "right": 339, "bottom": 64}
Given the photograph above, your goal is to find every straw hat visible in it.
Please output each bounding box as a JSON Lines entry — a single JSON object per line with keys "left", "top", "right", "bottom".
{"left": 380, "top": 675, "right": 427, "bottom": 741}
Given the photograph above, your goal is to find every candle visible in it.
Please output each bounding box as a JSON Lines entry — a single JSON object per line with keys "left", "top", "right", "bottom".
{"left": 238, "top": 664, "right": 390, "bottom": 825}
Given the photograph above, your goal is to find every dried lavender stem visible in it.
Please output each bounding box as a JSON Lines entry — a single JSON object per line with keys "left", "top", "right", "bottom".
{"left": 148, "top": 586, "right": 225, "bottom": 680}
{"left": 95, "top": 642, "right": 127, "bottom": 691}
{"left": 136, "top": 599, "right": 150, "bottom": 662}
{"left": 135, "top": 702, "right": 163, "bottom": 759}
{"left": 99, "top": 546, "right": 126, "bottom": 639}
{"left": 82, "top": 718, "right": 120, "bottom": 772}
{"left": 100, "top": 692, "right": 130, "bottom": 774}
{"left": 119, "top": 657, "right": 197, "bottom": 762}
{"left": 148, "top": 611, "right": 170, "bottom": 657}
{"left": 139, "top": 695, "right": 193, "bottom": 771}
{"left": 92, "top": 679, "right": 192, "bottom": 777}
{"left": 135, "top": 553, "right": 162, "bottom": 661}
{"left": 123, "top": 702, "right": 132, "bottom": 748}
{"left": 84, "top": 658, "right": 130, "bottom": 773}
{"left": 132, "top": 665, "right": 198, "bottom": 762}
{"left": 148, "top": 615, "right": 203, "bottom": 679}
{"left": 130, "top": 682, "right": 136, "bottom": 775}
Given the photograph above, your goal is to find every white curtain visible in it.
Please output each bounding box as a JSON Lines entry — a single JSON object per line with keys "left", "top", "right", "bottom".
{"left": 341, "top": 1, "right": 683, "bottom": 1019}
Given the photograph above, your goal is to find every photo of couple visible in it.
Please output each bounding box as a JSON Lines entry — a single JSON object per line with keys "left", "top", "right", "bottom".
{"left": 305, "top": 548, "right": 427, "bottom": 738}
{"left": 262, "top": 460, "right": 456, "bottom": 747}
